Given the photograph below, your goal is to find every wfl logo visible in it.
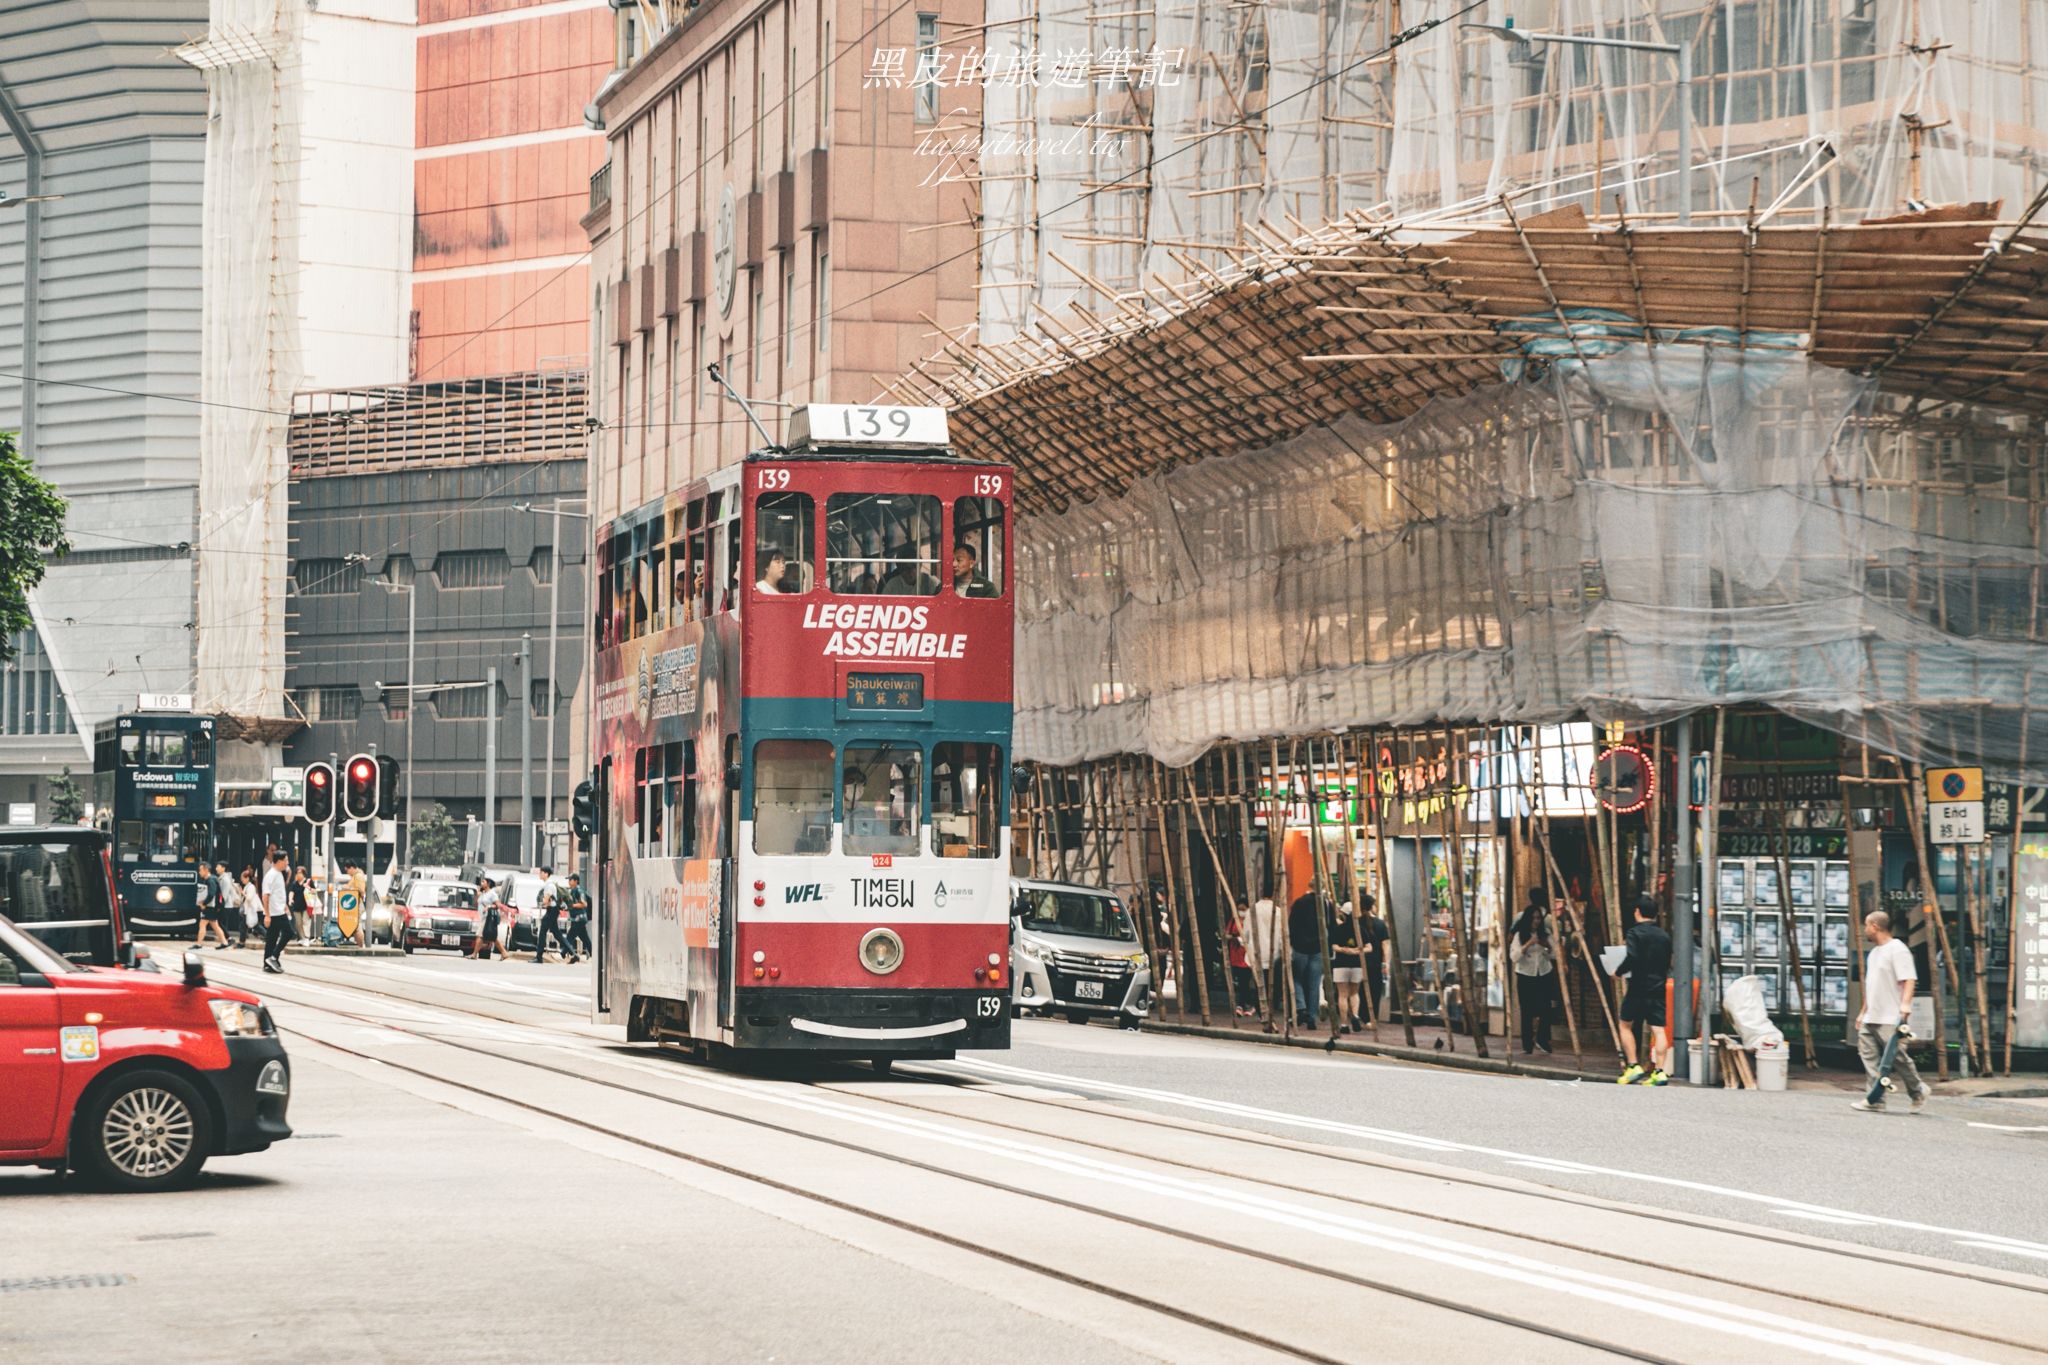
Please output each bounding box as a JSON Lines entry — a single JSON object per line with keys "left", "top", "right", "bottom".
{"left": 784, "top": 884, "right": 824, "bottom": 905}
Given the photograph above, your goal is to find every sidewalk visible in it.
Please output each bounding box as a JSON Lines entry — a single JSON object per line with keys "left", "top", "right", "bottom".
{"left": 1137, "top": 1007, "right": 2047, "bottom": 1096}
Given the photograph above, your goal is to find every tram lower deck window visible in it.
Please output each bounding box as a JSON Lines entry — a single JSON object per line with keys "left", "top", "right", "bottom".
{"left": 843, "top": 743, "right": 922, "bottom": 856}
{"left": 752, "top": 740, "right": 834, "bottom": 855}
{"left": 931, "top": 742, "right": 1001, "bottom": 858}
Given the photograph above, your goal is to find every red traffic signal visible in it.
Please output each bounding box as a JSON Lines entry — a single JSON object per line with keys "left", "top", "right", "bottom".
{"left": 343, "top": 752, "right": 379, "bottom": 821}
{"left": 304, "top": 761, "right": 335, "bottom": 823}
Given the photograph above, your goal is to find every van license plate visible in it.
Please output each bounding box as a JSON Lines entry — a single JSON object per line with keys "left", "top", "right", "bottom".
{"left": 440, "top": 933, "right": 460, "bottom": 946}
{"left": 1074, "top": 980, "right": 1103, "bottom": 1000}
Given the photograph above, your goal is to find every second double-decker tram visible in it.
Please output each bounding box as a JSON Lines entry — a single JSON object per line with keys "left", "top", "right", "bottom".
{"left": 593, "top": 405, "right": 1013, "bottom": 1064}
{"left": 91, "top": 709, "right": 217, "bottom": 935}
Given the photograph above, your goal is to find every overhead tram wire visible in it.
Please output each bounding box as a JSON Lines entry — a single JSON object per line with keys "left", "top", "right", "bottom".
{"left": 23, "top": 0, "right": 920, "bottom": 634}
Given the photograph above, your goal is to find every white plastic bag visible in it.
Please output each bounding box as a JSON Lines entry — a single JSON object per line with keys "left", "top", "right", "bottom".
{"left": 1722, "top": 975, "right": 1784, "bottom": 1051}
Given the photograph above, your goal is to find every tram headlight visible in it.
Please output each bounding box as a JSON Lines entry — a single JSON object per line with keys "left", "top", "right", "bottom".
{"left": 858, "top": 928, "right": 905, "bottom": 976}
{"left": 155, "top": 886, "right": 174, "bottom": 905}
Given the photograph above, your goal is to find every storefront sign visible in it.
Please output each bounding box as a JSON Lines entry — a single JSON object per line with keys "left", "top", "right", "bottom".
{"left": 2015, "top": 837, "right": 2048, "bottom": 1049}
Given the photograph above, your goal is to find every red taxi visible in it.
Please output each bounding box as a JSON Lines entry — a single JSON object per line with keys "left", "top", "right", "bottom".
{"left": 391, "top": 878, "right": 483, "bottom": 954}
{"left": 0, "top": 912, "right": 291, "bottom": 1191}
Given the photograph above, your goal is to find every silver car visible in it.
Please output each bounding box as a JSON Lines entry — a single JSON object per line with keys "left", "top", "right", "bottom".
{"left": 1010, "top": 879, "right": 1151, "bottom": 1029}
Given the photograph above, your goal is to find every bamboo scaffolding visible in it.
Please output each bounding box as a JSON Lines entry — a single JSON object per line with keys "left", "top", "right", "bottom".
{"left": 1171, "top": 768, "right": 1216, "bottom": 1028}
{"left": 1149, "top": 760, "right": 1191, "bottom": 1024}
{"left": 1435, "top": 732, "right": 1489, "bottom": 1057}
{"left": 1369, "top": 729, "right": 1418, "bottom": 1048}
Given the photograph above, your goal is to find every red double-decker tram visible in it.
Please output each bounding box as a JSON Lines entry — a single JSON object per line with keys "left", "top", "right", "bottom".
{"left": 591, "top": 405, "right": 1014, "bottom": 1066}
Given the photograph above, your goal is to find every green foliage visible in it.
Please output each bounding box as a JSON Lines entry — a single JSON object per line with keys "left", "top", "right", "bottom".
{"left": 410, "top": 800, "right": 462, "bottom": 865}
{"left": 48, "top": 766, "right": 84, "bottom": 824}
{"left": 0, "top": 432, "right": 68, "bottom": 660}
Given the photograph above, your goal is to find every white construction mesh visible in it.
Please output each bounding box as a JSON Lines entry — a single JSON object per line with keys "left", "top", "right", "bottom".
{"left": 1014, "top": 341, "right": 2048, "bottom": 783}
{"left": 189, "top": 0, "right": 303, "bottom": 719}
{"left": 977, "top": 0, "right": 2048, "bottom": 341}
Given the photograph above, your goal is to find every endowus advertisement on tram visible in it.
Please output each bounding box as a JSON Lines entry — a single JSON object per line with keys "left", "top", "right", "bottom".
{"left": 592, "top": 405, "right": 1015, "bottom": 1063}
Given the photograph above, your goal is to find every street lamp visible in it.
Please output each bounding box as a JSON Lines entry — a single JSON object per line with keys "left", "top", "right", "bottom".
{"left": 1467, "top": 20, "right": 1694, "bottom": 226}
{"left": 512, "top": 499, "right": 589, "bottom": 859}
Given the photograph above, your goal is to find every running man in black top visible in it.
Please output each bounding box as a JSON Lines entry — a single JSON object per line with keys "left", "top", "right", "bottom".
{"left": 1615, "top": 894, "right": 1673, "bottom": 1085}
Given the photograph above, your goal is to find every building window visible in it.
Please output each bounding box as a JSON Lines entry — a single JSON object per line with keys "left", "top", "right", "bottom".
{"left": 669, "top": 327, "right": 683, "bottom": 423}
{"left": 293, "top": 558, "right": 364, "bottom": 596}
{"left": 819, "top": 21, "right": 833, "bottom": 147}
{"left": 750, "top": 278, "right": 763, "bottom": 388}
{"left": 785, "top": 43, "right": 797, "bottom": 170}
{"left": 0, "top": 629, "right": 70, "bottom": 737}
{"left": 381, "top": 687, "right": 408, "bottom": 721}
{"left": 529, "top": 547, "right": 556, "bottom": 584}
{"left": 816, "top": 249, "right": 830, "bottom": 354}
{"left": 914, "top": 13, "right": 941, "bottom": 123}
{"left": 783, "top": 258, "right": 796, "bottom": 369}
{"left": 435, "top": 685, "right": 495, "bottom": 720}
{"left": 433, "top": 550, "right": 512, "bottom": 589}
{"left": 295, "top": 687, "right": 362, "bottom": 723}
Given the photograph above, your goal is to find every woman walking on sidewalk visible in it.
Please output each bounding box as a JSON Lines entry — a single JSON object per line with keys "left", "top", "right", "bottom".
{"left": 1509, "top": 888, "right": 1559, "bottom": 1055}
{"left": 1328, "top": 901, "right": 1366, "bottom": 1033}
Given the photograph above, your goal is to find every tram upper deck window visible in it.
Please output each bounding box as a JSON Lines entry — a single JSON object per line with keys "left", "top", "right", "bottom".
{"left": 119, "top": 732, "right": 141, "bottom": 767}
{"left": 843, "top": 742, "right": 922, "bottom": 856}
{"left": 144, "top": 730, "right": 188, "bottom": 766}
{"left": 754, "top": 491, "right": 813, "bottom": 595}
{"left": 826, "top": 493, "right": 940, "bottom": 595}
{"left": 932, "top": 742, "right": 1001, "bottom": 858}
{"left": 752, "top": 739, "right": 834, "bottom": 855}
{"left": 952, "top": 496, "right": 1004, "bottom": 598}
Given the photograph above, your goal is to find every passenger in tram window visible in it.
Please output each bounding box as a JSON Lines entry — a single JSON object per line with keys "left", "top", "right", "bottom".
{"left": 755, "top": 550, "right": 788, "bottom": 594}
{"left": 952, "top": 540, "right": 996, "bottom": 598}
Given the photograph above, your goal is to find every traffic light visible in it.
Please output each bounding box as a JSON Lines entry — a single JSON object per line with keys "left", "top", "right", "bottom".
{"left": 377, "top": 755, "right": 401, "bottom": 816}
{"left": 571, "top": 778, "right": 597, "bottom": 840}
{"left": 343, "top": 752, "right": 379, "bottom": 821}
{"left": 304, "top": 762, "right": 335, "bottom": 823}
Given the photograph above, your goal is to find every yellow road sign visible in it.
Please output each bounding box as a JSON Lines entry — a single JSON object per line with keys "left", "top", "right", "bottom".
{"left": 1925, "top": 767, "right": 1983, "bottom": 803}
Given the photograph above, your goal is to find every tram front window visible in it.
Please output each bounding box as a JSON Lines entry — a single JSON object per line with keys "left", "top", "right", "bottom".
{"left": 842, "top": 743, "right": 922, "bottom": 856}
{"left": 752, "top": 740, "right": 835, "bottom": 855}
{"left": 825, "top": 493, "right": 941, "bottom": 595}
{"left": 931, "top": 742, "right": 1001, "bottom": 858}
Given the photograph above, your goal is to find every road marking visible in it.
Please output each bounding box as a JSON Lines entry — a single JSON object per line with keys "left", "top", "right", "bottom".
{"left": 1955, "top": 1242, "right": 2048, "bottom": 1263}
{"left": 1770, "top": 1210, "right": 1876, "bottom": 1226}
{"left": 1508, "top": 1159, "right": 1600, "bottom": 1175}
{"left": 387, "top": 965, "right": 588, "bottom": 1002}
{"left": 1965, "top": 1122, "right": 2048, "bottom": 1133}
{"left": 570, "top": 1045, "right": 1988, "bottom": 1365}
{"left": 940, "top": 1056, "right": 2048, "bottom": 1260}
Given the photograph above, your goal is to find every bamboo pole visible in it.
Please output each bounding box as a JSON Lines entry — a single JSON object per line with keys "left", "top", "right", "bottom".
{"left": 1371, "top": 729, "right": 1418, "bottom": 1048}
{"left": 1184, "top": 763, "right": 1249, "bottom": 1020}
{"left": 1343, "top": 730, "right": 1381, "bottom": 1042}
{"left": 1766, "top": 723, "right": 1820, "bottom": 1069}
{"left": 1435, "top": 732, "right": 1489, "bottom": 1057}
{"left": 1903, "top": 760, "right": 1964, "bottom": 1080}
{"left": 1963, "top": 841, "right": 1995, "bottom": 1075}
{"left": 1276, "top": 738, "right": 1298, "bottom": 1040}
{"left": 2006, "top": 787, "right": 2033, "bottom": 1076}
{"left": 1303, "top": 738, "right": 1341, "bottom": 1043}
{"left": 1702, "top": 708, "right": 1727, "bottom": 1066}
{"left": 1232, "top": 744, "right": 1276, "bottom": 1028}
{"left": 1172, "top": 765, "right": 1216, "bottom": 1028}
{"left": 1149, "top": 761, "right": 1190, "bottom": 1024}
{"left": 1528, "top": 727, "right": 1620, "bottom": 1060}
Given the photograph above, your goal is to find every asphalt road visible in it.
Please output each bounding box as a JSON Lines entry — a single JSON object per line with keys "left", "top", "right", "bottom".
{"left": 6, "top": 945, "right": 2046, "bottom": 1364}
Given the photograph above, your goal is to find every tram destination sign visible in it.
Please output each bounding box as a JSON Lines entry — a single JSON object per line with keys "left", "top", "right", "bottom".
{"left": 845, "top": 672, "right": 926, "bottom": 713}
{"left": 790, "top": 404, "right": 949, "bottom": 448}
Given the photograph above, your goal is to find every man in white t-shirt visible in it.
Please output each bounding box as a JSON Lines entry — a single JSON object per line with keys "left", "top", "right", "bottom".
{"left": 261, "top": 853, "right": 292, "bottom": 974}
{"left": 1851, "top": 909, "right": 1929, "bottom": 1113}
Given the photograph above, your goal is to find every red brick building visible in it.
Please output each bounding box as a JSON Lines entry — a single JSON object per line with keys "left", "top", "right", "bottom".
{"left": 413, "top": 0, "right": 615, "bottom": 379}
{"left": 584, "top": 0, "right": 983, "bottom": 526}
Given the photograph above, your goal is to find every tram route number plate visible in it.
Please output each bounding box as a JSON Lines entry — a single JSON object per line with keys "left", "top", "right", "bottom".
{"left": 975, "top": 995, "right": 1005, "bottom": 1018}
{"left": 845, "top": 672, "right": 925, "bottom": 712}
{"left": 1074, "top": 980, "right": 1104, "bottom": 1000}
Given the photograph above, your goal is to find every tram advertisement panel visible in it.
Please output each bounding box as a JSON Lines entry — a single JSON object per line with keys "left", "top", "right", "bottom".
{"left": 595, "top": 613, "right": 738, "bottom": 1037}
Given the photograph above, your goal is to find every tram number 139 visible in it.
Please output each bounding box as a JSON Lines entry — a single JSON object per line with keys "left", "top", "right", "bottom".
{"left": 975, "top": 995, "right": 1005, "bottom": 1019}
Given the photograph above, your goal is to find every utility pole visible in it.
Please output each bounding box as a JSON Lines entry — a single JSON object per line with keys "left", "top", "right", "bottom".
{"left": 484, "top": 664, "right": 499, "bottom": 865}
{"left": 1672, "top": 715, "right": 1696, "bottom": 1080}
{"left": 519, "top": 632, "right": 534, "bottom": 866}
{"left": 544, "top": 501, "right": 561, "bottom": 841}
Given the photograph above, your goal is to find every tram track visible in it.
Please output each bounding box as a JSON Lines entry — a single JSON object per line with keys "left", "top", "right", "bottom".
{"left": 232, "top": 957, "right": 2048, "bottom": 1319}
{"left": 238, "top": 972, "right": 1683, "bottom": 1363}
{"left": 222, "top": 964, "right": 2048, "bottom": 1362}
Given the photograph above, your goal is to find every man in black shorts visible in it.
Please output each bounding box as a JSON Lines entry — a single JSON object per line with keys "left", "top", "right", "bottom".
{"left": 1616, "top": 894, "right": 1672, "bottom": 1086}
